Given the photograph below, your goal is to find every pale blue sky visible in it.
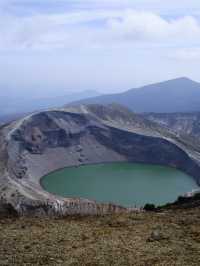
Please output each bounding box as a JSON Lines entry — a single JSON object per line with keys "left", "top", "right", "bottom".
{"left": 0, "top": 0, "right": 200, "bottom": 98}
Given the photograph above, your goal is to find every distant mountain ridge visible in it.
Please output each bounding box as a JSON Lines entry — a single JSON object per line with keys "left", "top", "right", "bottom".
{"left": 70, "top": 78, "right": 200, "bottom": 113}
{"left": 0, "top": 90, "right": 101, "bottom": 122}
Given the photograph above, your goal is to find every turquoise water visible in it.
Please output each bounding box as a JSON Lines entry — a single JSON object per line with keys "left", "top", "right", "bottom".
{"left": 41, "top": 162, "right": 198, "bottom": 207}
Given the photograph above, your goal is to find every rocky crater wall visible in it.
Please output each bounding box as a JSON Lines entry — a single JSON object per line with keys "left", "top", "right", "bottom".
{"left": 1, "top": 108, "right": 200, "bottom": 216}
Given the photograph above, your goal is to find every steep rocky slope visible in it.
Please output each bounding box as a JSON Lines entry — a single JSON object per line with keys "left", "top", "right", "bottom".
{"left": 0, "top": 104, "right": 200, "bottom": 216}
{"left": 144, "top": 112, "right": 200, "bottom": 150}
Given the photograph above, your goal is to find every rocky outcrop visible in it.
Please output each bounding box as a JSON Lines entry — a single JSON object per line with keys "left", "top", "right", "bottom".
{"left": 143, "top": 112, "right": 200, "bottom": 149}
{"left": 0, "top": 104, "right": 200, "bottom": 216}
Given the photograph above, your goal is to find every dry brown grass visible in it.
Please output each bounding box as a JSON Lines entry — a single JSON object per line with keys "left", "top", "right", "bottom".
{"left": 0, "top": 208, "right": 200, "bottom": 265}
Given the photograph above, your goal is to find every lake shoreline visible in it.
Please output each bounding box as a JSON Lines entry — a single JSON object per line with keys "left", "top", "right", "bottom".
{"left": 41, "top": 162, "right": 198, "bottom": 208}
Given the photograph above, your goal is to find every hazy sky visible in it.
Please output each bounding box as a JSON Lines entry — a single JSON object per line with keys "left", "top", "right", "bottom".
{"left": 0, "top": 0, "right": 200, "bottom": 98}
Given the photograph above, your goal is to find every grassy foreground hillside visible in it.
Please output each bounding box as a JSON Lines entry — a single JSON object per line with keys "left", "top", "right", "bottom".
{"left": 1, "top": 208, "right": 200, "bottom": 265}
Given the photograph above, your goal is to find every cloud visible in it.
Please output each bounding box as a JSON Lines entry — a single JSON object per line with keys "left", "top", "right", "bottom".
{"left": 171, "top": 48, "right": 200, "bottom": 61}
{"left": 1, "top": 1, "right": 200, "bottom": 19}
{"left": 107, "top": 11, "right": 200, "bottom": 43}
{"left": 0, "top": 1, "right": 200, "bottom": 96}
{"left": 0, "top": 9, "right": 200, "bottom": 51}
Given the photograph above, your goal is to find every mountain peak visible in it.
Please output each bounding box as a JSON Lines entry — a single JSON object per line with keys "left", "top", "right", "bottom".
{"left": 175, "top": 77, "right": 191, "bottom": 81}
{"left": 165, "top": 77, "right": 199, "bottom": 85}
{"left": 151, "top": 77, "right": 195, "bottom": 86}
{"left": 138, "top": 77, "right": 199, "bottom": 91}
{"left": 72, "top": 77, "right": 200, "bottom": 113}
{"left": 172, "top": 77, "right": 194, "bottom": 83}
